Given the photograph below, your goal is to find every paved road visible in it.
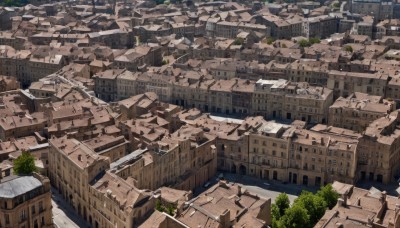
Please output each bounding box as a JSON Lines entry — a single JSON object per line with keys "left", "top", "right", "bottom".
{"left": 51, "top": 188, "right": 89, "bottom": 228}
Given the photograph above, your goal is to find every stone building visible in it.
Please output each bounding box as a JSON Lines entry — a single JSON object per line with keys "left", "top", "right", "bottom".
{"left": 248, "top": 121, "right": 294, "bottom": 182}
{"left": 0, "top": 173, "right": 53, "bottom": 228}
{"left": 357, "top": 111, "right": 400, "bottom": 184}
{"left": 48, "top": 137, "right": 110, "bottom": 224}
{"left": 110, "top": 125, "right": 217, "bottom": 192}
{"left": 328, "top": 93, "right": 395, "bottom": 132}
{"left": 350, "top": 0, "right": 394, "bottom": 22}
{"left": 327, "top": 70, "right": 388, "bottom": 99}
{"left": 0, "top": 113, "right": 47, "bottom": 141}
{"left": 290, "top": 126, "right": 360, "bottom": 186}
{"left": 316, "top": 181, "right": 400, "bottom": 228}
{"left": 176, "top": 181, "right": 271, "bottom": 228}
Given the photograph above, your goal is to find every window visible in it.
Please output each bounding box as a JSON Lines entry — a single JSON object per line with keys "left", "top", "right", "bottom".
{"left": 32, "top": 205, "right": 35, "bottom": 215}
{"left": 5, "top": 214, "right": 9, "bottom": 224}
{"left": 20, "top": 209, "right": 26, "bottom": 221}
{"left": 39, "top": 201, "right": 43, "bottom": 212}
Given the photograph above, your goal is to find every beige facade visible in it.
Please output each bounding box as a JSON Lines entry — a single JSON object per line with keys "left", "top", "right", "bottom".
{"left": 111, "top": 126, "right": 217, "bottom": 192}
{"left": 357, "top": 111, "right": 400, "bottom": 184}
{"left": 329, "top": 93, "right": 395, "bottom": 132}
{"left": 248, "top": 122, "right": 292, "bottom": 182}
{"left": 290, "top": 127, "right": 359, "bottom": 186}
{"left": 48, "top": 137, "right": 110, "bottom": 225}
{"left": 0, "top": 174, "right": 53, "bottom": 228}
{"left": 327, "top": 70, "right": 388, "bottom": 99}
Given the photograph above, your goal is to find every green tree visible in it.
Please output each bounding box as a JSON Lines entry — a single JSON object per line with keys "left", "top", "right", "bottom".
{"left": 271, "top": 204, "right": 280, "bottom": 219}
{"left": 345, "top": 45, "right": 353, "bottom": 53}
{"left": 13, "top": 151, "right": 37, "bottom": 175}
{"left": 317, "top": 184, "right": 339, "bottom": 209}
{"left": 298, "top": 39, "right": 310, "bottom": 47}
{"left": 265, "top": 37, "right": 275, "bottom": 45}
{"left": 309, "top": 37, "right": 320, "bottom": 45}
{"left": 294, "top": 191, "right": 327, "bottom": 226}
{"left": 166, "top": 204, "right": 175, "bottom": 216}
{"left": 275, "top": 193, "right": 290, "bottom": 217}
{"left": 279, "top": 204, "right": 310, "bottom": 228}
{"left": 155, "top": 199, "right": 164, "bottom": 212}
{"left": 233, "top": 37, "right": 244, "bottom": 45}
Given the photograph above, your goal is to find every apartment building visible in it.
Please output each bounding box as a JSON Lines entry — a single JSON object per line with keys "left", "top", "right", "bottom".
{"left": 0, "top": 113, "right": 47, "bottom": 141}
{"left": 328, "top": 93, "right": 395, "bottom": 132}
{"left": 0, "top": 32, "right": 25, "bottom": 50}
{"left": 350, "top": 0, "right": 394, "bottom": 21}
{"left": 114, "top": 46, "right": 162, "bottom": 72}
{"left": 95, "top": 71, "right": 333, "bottom": 124}
{"left": 93, "top": 69, "right": 126, "bottom": 102}
{"left": 302, "top": 15, "right": 338, "bottom": 39}
{"left": 87, "top": 29, "right": 134, "bottom": 49}
{"left": 177, "top": 181, "right": 271, "bottom": 227}
{"left": 49, "top": 136, "right": 154, "bottom": 228}
{"left": 327, "top": 70, "right": 388, "bottom": 99}
{"left": 48, "top": 136, "right": 110, "bottom": 222}
{"left": 88, "top": 172, "right": 154, "bottom": 228}
{"left": 290, "top": 126, "right": 359, "bottom": 186}
{"left": 110, "top": 125, "right": 217, "bottom": 192}
{"left": 254, "top": 79, "right": 333, "bottom": 123}
{"left": 0, "top": 173, "right": 53, "bottom": 228}
{"left": 83, "top": 135, "right": 129, "bottom": 162}
{"left": 357, "top": 111, "right": 400, "bottom": 184}
{"left": 248, "top": 122, "right": 293, "bottom": 182}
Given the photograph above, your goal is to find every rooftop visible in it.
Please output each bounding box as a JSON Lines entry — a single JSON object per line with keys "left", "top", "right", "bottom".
{"left": 0, "top": 175, "right": 43, "bottom": 199}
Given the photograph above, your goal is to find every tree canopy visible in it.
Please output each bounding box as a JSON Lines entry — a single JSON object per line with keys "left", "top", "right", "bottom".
{"left": 234, "top": 37, "right": 245, "bottom": 45}
{"left": 298, "top": 38, "right": 321, "bottom": 47}
{"left": 13, "top": 151, "right": 37, "bottom": 175}
{"left": 279, "top": 204, "right": 310, "bottom": 228}
{"left": 275, "top": 192, "right": 290, "bottom": 217}
{"left": 345, "top": 45, "right": 353, "bottom": 53}
{"left": 271, "top": 184, "right": 339, "bottom": 228}
{"left": 317, "top": 184, "right": 340, "bottom": 209}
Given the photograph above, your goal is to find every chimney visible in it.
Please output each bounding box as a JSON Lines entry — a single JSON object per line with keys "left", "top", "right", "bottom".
{"left": 381, "top": 191, "right": 387, "bottom": 203}
{"left": 219, "top": 209, "right": 230, "bottom": 228}
{"left": 237, "top": 185, "right": 242, "bottom": 196}
{"left": 338, "top": 197, "right": 347, "bottom": 207}
{"left": 88, "top": 116, "right": 94, "bottom": 126}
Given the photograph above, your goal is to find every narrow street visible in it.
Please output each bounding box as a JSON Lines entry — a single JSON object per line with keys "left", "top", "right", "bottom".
{"left": 51, "top": 187, "right": 90, "bottom": 228}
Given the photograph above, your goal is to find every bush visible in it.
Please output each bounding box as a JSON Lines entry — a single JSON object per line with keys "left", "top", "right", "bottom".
{"left": 345, "top": 45, "right": 353, "bottom": 53}
{"left": 264, "top": 37, "right": 275, "bottom": 45}
{"left": 155, "top": 199, "right": 176, "bottom": 216}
